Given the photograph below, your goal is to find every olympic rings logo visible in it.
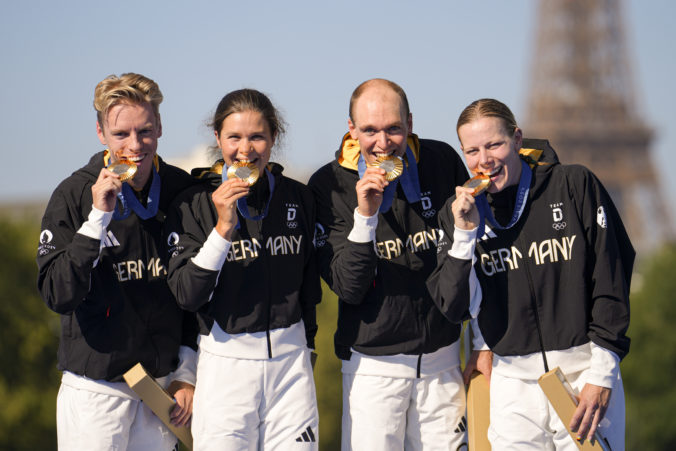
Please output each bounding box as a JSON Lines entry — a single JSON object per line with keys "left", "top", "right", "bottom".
{"left": 552, "top": 222, "right": 567, "bottom": 230}
{"left": 287, "top": 221, "right": 298, "bottom": 229}
{"left": 422, "top": 209, "right": 437, "bottom": 218}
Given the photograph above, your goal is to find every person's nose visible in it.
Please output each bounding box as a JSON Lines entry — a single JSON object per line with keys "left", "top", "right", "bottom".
{"left": 478, "top": 148, "right": 491, "bottom": 168}
{"left": 127, "top": 132, "right": 142, "bottom": 152}
{"left": 239, "top": 140, "right": 254, "bottom": 159}
{"left": 376, "top": 131, "right": 389, "bottom": 150}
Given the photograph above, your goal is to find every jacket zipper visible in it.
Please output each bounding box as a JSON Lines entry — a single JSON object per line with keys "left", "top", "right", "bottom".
{"left": 519, "top": 234, "right": 549, "bottom": 373}
{"left": 257, "top": 209, "right": 273, "bottom": 359}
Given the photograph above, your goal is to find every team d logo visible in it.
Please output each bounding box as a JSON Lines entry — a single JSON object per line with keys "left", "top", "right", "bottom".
{"left": 420, "top": 194, "right": 436, "bottom": 219}
{"left": 550, "top": 203, "right": 567, "bottom": 231}
{"left": 286, "top": 207, "right": 298, "bottom": 229}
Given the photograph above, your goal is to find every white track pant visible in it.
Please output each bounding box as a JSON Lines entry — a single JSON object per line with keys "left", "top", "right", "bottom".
{"left": 488, "top": 368, "right": 625, "bottom": 450}
{"left": 57, "top": 383, "right": 177, "bottom": 451}
{"left": 192, "top": 347, "right": 318, "bottom": 450}
{"left": 341, "top": 367, "right": 467, "bottom": 451}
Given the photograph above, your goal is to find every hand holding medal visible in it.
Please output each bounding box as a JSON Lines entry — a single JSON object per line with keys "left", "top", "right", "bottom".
{"left": 452, "top": 175, "right": 489, "bottom": 231}
{"left": 213, "top": 175, "right": 250, "bottom": 241}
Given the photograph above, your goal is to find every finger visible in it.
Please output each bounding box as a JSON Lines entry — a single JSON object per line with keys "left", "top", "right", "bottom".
{"left": 569, "top": 403, "right": 585, "bottom": 433}
{"left": 359, "top": 178, "right": 387, "bottom": 194}
{"left": 587, "top": 409, "right": 602, "bottom": 441}
{"left": 575, "top": 405, "right": 595, "bottom": 440}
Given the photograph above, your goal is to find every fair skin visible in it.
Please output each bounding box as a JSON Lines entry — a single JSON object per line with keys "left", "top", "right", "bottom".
{"left": 95, "top": 102, "right": 162, "bottom": 205}
{"left": 347, "top": 81, "right": 413, "bottom": 217}
{"left": 212, "top": 110, "right": 275, "bottom": 241}
{"left": 94, "top": 101, "right": 194, "bottom": 426}
{"left": 455, "top": 115, "right": 610, "bottom": 442}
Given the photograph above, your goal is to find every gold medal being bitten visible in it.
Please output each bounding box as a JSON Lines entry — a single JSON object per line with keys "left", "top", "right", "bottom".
{"left": 374, "top": 155, "right": 404, "bottom": 181}
{"left": 463, "top": 174, "right": 491, "bottom": 197}
{"left": 226, "top": 161, "right": 260, "bottom": 186}
{"left": 107, "top": 160, "right": 138, "bottom": 182}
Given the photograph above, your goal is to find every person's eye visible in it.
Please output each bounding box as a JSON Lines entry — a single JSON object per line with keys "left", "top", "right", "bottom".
{"left": 387, "top": 126, "right": 402, "bottom": 134}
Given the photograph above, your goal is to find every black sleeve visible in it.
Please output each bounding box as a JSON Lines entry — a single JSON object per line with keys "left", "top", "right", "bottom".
{"left": 180, "top": 310, "right": 200, "bottom": 351}
{"left": 426, "top": 196, "right": 474, "bottom": 324}
{"left": 165, "top": 189, "right": 221, "bottom": 313}
{"left": 36, "top": 181, "right": 101, "bottom": 314}
{"left": 568, "top": 166, "right": 633, "bottom": 359}
{"left": 300, "top": 188, "right": 322, "bottom": 348}
{"left": 308, "top": 166, "right": 378, "bottom": 305}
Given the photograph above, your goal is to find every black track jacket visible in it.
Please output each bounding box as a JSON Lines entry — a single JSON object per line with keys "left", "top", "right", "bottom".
{"left": 427, "top": 140, "right": 634, "bottom": 359}
{"left": 37, "top": 151, "right": 198, "bottom": 382}
{"left": 309, "top": 133, "right": 469, "bottom": 360}
{"left": 165, "top": 163, "right": 321, "bottom": 351}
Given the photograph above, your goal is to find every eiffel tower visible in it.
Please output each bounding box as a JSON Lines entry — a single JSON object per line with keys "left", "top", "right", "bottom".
{"left": 524, "top": 0, "right": 672, "bottom": 255}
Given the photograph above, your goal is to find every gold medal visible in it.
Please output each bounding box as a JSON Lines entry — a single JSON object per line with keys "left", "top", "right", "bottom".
{"left": 374, "top": 155, "right": 404, "bottom": 181}
{"left": 463, "top": 175, "right": 491, "bottom": 197}
{"left": 226, "top": 161, "right": 260, "bottom": 186}
{"left": 107, "top": 160, "right": 138, "bottom": 182}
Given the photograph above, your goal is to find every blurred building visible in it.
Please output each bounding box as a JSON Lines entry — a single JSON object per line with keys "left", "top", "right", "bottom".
{"left": 524, "top": 0, "right": 673, "bottom": 256}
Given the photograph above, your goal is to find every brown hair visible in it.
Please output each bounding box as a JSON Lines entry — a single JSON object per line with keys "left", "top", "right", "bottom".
{"left": 94, "top": 73, "right": 163, "bottom": 130}
{"left": 456, "top": 98, "right": 518, "bottom": 137}
{"left": 349, "top": 78, "right": 410, "bottom": 122}
{"left": 210, "top": 89, "right": 286, "bottom": 140}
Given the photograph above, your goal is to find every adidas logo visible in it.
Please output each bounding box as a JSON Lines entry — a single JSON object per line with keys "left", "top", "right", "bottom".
{"left": 295, "top": 426, "right": 316, "bottom": 443}
{"left": 454, "top": 415, "right": 467, "bottom": 434}
{"left": 102, "top": 231, "right": 120, "bottom": 248}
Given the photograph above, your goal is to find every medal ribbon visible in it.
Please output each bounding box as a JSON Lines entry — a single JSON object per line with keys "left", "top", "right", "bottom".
{"left": 357, "top": 145, "right": 421, "bottom": 213}
{"left": 111, "top": 165, "right": 161, "bottom": 221}
{"left": 475, "top": 159, "right": 532, "bottom": 239}
{"left": 221, "top": 167, "right": 275, "bottom": 229}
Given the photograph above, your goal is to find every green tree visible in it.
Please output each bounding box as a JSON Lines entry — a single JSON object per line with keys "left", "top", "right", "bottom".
{"left": 622, "top": 243, "right": 676, "bottom": 450}
{"left": 313, "top": 282, "right": 342, "bottom": 450}
{"left": 0, "top": 218, "right": 60, "bottom": 450}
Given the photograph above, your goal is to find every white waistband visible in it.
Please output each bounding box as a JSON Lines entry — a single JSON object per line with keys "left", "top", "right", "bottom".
{"left": 493, "top": 342, "right": 592, "bottom": 380}
{"left": 61, "top": 370, "right": 170, "bottom": 400}
{"left": 342, "top": 341, "right": 461, "bottom": 378}
{"left": 198, "top": 319, "right": 307, "bottom": 359}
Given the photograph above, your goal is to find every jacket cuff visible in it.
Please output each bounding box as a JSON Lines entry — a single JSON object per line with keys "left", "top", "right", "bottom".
{"left": 170, "top": 345, "right": 197, "bottom": 386}
{"left": 586, "top": 342, "right": 620, "bottom": 388}
{"left": 449, "top": 226, "right": 477, "bottom": 260}
{"left": 347, "top": 208, "right": 378, "bottom": 243}
{"left": 191, "top": 229, "right": 231, "bottom": 271}
{"left": 77, "top": 205, "right": 113, "bottom": 240}
{"left": 471, "top": 317, "right": 489, "bottom": 350}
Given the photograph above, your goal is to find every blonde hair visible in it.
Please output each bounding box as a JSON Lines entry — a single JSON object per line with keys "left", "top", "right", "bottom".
{"left": 94, "top": 73, "right": 163, "bottom": 130}
{"left": 456, "top": 98, "right": 518, "bottom": 137}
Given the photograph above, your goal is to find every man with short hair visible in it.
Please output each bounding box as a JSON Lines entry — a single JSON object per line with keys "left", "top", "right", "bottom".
{"left": 37, "top": 73, "right": 197, "bottom": 450}
{"left": 308, "top": 78, "right": 470, "bottom": 450}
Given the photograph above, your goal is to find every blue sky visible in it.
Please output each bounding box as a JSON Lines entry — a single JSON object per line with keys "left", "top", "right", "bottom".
{"left": 2, "top": 0, "right": 674, "bottom": 220}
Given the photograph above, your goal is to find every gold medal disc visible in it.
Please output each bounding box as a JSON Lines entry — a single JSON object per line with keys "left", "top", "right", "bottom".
{"left": 374, "top": 155, "right": 404, "bottom": 182}
{"left": 107, "top": 160, "right": 138, "bottom": 182}
{"left": 226, "top": 161, "right": 260, "bottom": 186}
{"left": 463, "top": 175, "right": 491, "bottom": 197}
